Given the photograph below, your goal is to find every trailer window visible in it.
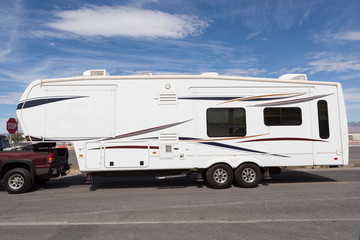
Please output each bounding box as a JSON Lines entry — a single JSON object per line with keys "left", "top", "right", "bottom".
{"left": 264, "top": 107, "right": 302, "bottom": 126}
{"left": 317, "top": 100, "right": 330, "bottom": 139}
{"left": 207, "top": 108, "right": 246, "bottom": 137}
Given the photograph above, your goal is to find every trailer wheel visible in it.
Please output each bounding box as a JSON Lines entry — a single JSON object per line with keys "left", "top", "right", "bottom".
{"left": 235, "top": 163, "right": 261, "bottom": 188}
{"left": 206, "top": 164, "right": 234, "bottom": 189}
{"left": 2, "top": 168, "right": 32, "bottom": 194}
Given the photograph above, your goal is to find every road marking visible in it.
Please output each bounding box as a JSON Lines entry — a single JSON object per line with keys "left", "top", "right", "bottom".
{"left": 265, "top": 181, "right": 360, "bottom": 186}
{"left": 0, "top": 218, "right": 360, "bottom": 226}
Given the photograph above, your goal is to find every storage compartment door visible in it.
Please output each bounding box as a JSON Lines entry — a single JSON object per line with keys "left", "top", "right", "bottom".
{"left": 104, "top": 142, "right": 149, "bottom": 168}
{"left": 86, "top": 142, "right": 102, "bottom": 169}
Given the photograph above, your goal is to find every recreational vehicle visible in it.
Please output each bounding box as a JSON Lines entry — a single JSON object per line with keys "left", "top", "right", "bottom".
{"left": 16, "top": 70, "right": 349, "bottom": 188}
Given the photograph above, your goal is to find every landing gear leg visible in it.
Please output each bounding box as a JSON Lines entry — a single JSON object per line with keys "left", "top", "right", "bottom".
{"left": 264, "top": 167, "right": 271, "bottom": 180}
{"left": 196, "top": 170, "right": 204, "bottom": 182}
{"left": 86, "top": 173, "right": 93, "bottom": 183}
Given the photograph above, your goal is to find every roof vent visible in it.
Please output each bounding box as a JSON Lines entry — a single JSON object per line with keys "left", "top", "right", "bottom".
{"left": 201, "top": 72, "right": 219, "bottom": 76}
{"left": 278, "top": 74, "right": 307, "bottom": 81}
{"left": 83, "top": 69, "right": 109, "bottom": 76}
{"left": 140, "top": 72, "right": 152, "bottom": 76}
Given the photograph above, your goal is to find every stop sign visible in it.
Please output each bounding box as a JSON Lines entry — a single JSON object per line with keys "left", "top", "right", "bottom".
{"left": 6, "top": 118, "right": 18, "bottom": 134}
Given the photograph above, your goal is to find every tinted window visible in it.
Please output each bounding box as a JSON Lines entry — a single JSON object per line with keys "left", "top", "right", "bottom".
{"left": 264, "top": 108, "right": 302, "bottom": 126}
{"left": 317, "top": 100, "right": 330, "bottom": 139}
{"left": 0, "top": 136, "right": 10, "bottom": 149}
{"left": 207, "top": 108, "right": 246, "bottom": 137}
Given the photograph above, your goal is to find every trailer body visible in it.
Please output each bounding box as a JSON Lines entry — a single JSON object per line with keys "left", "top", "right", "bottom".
{"left": 16, "top": 70, "right": 348, "bottom": 188}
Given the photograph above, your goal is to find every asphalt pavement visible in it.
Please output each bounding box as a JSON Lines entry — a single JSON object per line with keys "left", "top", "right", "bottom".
{"left": 0, "top": 168, "right": 359, "bottom": 240}
{"left": 0, "top": 147, "right": 359, "bottom": 239}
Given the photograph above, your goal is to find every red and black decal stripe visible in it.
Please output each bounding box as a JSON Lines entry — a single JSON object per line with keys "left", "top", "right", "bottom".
{"left": 102, "top": 119, "right": 192, "bottom": 141}
{"left": 89, "top": 146, "right": 179, "bottom": 150}
{"left": 179, "top": 137, "right": 288, "bottom": 157}
{"left": 238, "top": 137, "right": 328, "bottom": 143}
{"left": 17, "top": 96, "right": 88, "bottom": 110}
{"left": 252, "top": 93, "right": 333, "bottom": 106}
{"left": 89, "top": 145, "right": 159, "bottom": 150}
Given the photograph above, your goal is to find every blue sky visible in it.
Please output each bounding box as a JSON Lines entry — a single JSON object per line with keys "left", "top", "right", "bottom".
{"left": 1, "top": 0, "right": 360, "bottom": 133}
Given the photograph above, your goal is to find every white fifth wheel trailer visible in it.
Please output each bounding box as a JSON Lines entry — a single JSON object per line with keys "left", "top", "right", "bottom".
{"left": 16, "top": 70, "right": 349, "bottom": 188}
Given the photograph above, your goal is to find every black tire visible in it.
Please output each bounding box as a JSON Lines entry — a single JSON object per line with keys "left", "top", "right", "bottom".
{"left": 235, "top": 163, "right": 261, "bottom": 188}
{"left": 206, "top": 164, "right": 234, "bottom": 189}
{"left": 2, "top": 168, "right": 32, "bottom": 194}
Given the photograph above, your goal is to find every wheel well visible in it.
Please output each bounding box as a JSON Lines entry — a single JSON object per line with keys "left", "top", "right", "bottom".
{"left": 1, "top": 163, "right": 32, "bottom": 180}
{"left": 236, "top": 162, "right": 261, "bottom": 170}
{"left": 206, "top": 162, "right": 233, "bottom": 171}
{"left": 235, "top": 163, "right": 281, "bottom": 175}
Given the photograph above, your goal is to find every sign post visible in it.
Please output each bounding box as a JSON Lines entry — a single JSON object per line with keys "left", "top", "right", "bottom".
{"left": 6, "top": 118, "right": 18, "bottom": 147}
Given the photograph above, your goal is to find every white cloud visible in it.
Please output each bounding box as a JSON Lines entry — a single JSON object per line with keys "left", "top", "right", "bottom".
{"left": 45, "top": 6, "right": 209, "bottom": 39}
{"left": 222, "top": 68, "right": 266, "bottom": 77}
{"left": 338, "top": 73, "right": 360, "bottom": 81}
{"left": 0, "top": 48, "right": 12, "bottom": 62}
{"left": 313, "top": 30, "right": 360, "bottom": 44}
{"left": 269, "top": 67, "right": 310, "bottom": 77}
{"left": 0, "top": 0, "right": 22, "bottom": 63}
{"left": 268, "top": 52, "right": 360, "bottom": 77}
{"left": 307, "top": 52, "right": 360, "bottom": 74}
{"left": 344, "top": 88, "right": 360, "bottom": 102}
{"left": 30, "top": 30, "right": 76, "bottom": 39}
{"left": 334, "top": 31, "right": 360, "bottom": 41}
{"left": 0, "top": 118, "right": 9, "bottom": 135}
{"left": 0, "top": 92, "right": 23, "bottom": 105}
{"left": 236, "top": 1, "right": 317, "bottom": 39}
{"left": 342, "top": 88, "right": 360, "bottom": 122}
{"left": 310, "top": 0, "right": 360, "bottom": 44}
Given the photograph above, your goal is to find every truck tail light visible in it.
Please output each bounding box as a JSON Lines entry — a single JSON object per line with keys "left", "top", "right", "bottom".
{"left": 48, "top": 152, "right": 54, "bottom": 164}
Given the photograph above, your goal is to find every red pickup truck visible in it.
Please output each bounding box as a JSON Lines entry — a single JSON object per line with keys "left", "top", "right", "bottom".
{"left": 0, "top": 135, "right": 70, "bottom": 194}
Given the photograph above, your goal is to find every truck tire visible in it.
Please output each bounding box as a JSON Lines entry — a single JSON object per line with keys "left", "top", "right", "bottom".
{"left": 2, "top": 168, "right": 32, "bottom": 194}
{"left": 206, "top": 164, "right": 234, "bottom": 189}
{"left": 235, "top": 163, "right": 261, "bottom": 188}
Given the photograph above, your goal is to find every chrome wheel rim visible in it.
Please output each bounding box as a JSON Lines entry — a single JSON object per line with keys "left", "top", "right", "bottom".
{"left": 213, "top": 168, "right": 228, "bottom": 184}
{"left": 242, "top": 168, "right": 256, "bottom": 183}
{"left": 8, "top": 174, "right": 24, "bottom": 190}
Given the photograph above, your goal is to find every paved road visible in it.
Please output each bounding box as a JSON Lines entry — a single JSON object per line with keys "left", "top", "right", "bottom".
{"left": 0, "top": 169, "right": 359, "bottom": 240}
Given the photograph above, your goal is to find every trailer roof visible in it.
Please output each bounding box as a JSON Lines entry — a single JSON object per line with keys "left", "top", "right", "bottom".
{"left": 36, "top": 73, "right": 339, "bottom": 87}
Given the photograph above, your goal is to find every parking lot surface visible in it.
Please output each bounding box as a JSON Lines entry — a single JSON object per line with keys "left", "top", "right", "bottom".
{"left": 1, "top": 168, "right": 359, "bottom": 240}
